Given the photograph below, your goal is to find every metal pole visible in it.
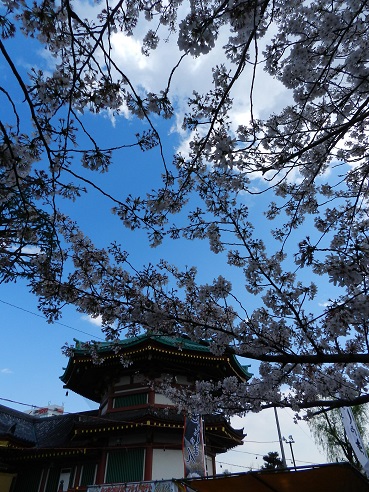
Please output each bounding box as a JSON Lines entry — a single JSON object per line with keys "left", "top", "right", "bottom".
{"left": 289, "top": 441, "right": 297, "bottom": 469}
{"left": 273, "top": 407, "right": 287, "bottom": 468}
{"left": 285, "top": 435, "right": 297, "bottom": 470}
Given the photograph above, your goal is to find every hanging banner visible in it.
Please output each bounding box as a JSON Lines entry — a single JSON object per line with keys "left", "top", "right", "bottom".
{"left": 182, "top": 414, "right": 206, "bottom": 478}
{"left": 340, "top": 406, "right": 369, "bottom": 474}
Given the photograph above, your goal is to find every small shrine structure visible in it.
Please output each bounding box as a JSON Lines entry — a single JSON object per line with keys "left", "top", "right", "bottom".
{"left": 0, "top": 335, "right": 252, "bottom": 491}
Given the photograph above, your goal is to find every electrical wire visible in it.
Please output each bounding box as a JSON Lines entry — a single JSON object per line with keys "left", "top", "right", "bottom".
{"left": 0, "top": 297, "right": 104, "bottom": 340}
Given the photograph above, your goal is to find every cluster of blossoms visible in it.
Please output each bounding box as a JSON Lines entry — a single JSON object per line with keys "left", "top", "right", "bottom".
{"left": 1, "top": 0, "right": 369, "bottom": 415}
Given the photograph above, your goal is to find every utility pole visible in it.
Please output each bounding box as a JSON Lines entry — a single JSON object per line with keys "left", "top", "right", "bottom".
{"left": 283, "top": 435, "right": 297, "bottom": 470}
{"left": 273, "top": 407, "right": 287, "bottom": 468}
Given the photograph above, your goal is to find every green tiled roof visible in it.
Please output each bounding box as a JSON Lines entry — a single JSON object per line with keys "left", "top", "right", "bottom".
{"left": 71, "top": 334, "right": 253, "bottom": 379}
{"left": 73, "top": 334, "right": 211, "bottom": 353}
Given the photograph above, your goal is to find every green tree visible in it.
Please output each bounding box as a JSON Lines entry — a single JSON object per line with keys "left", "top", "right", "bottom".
{"left": 309, "top": 406, "right": 369, "bottom": 469}
{"left": 261, "top": 452, "right": 284, "bottom": 471}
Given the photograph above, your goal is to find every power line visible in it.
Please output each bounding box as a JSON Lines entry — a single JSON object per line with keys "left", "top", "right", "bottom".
{"left": 0, "top": 297, "right": 104, "bottom": 340}
{"left": 216, "top": 447, "right": 320, "bottom": 463}
{"left": 240, "top": 440, "right": 280, "bottom": 444}
{"left": 217, "top": 460, "right": 252, "bottom": 469}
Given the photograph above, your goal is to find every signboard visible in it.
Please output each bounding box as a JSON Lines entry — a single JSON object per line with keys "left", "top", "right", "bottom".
{"left": 87, "top": 481, "right": 178, "bottom": 492}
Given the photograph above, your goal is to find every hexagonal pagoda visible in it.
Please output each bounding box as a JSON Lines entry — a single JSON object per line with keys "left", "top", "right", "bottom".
{"left": 0, "top": 335, "right": 252, "bottom": 491}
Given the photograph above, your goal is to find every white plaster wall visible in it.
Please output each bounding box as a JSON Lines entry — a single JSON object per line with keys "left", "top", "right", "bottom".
{"left": 115, "top": 375, "right": 130, "bottom": 386}
{"left": 205, "top": 456, "right": 214, "bottom": 476}
{"left": 154, "top": 393, "right": 174, "bottom": 405}
{"left": 151, "top": 449, "right": 184, "bottom": 480}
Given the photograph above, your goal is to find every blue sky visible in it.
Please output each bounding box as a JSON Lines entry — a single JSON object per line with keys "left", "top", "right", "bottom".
{"left": 0, "top": 279, "right": 327, "bottom": 471}
{"left": 0, "top": 2, "right": 333, "bottom": 471}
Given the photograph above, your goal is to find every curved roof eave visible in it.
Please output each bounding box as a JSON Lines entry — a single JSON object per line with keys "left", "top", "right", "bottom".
{"left": 61, "top": 335, "right": 253, "bottom": 384}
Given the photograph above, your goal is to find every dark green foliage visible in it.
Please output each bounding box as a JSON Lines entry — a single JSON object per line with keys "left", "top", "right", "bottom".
{"left": 261, "top": 451, "right": 284, "bottom": 470}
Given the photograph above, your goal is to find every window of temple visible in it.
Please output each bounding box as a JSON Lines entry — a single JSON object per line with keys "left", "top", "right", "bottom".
{"left": 58, "top": 468, "right": 72, "bottom": 492}
{"left": 44, "top": 467, "right": 60, "bottom": 492}
{"left": 113, "top": 392, "right": 148, "bottom": 409}
{"left": 79, "top": 463, "right": 97, "bottom": 487}
{"left": 105, "top": 448, "right": 145, "bottom": 483}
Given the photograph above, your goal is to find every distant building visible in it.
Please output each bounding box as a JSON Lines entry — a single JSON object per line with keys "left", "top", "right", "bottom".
{"left": 0, "top": 335, "right": 252, "bottom": 491}
{"left": 25, "top": 404, "right": 64, "bottom": 418}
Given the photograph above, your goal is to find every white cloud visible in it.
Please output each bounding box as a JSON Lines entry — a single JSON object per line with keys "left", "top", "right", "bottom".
{"left": 20, "top": 245, "right": 41, "bottom": 254}
{"left": 1, "top": 368, "right": 13, "bottom": 374}
{"left": 8, "top": 245, "right": 41, "bottom": 255}
{"left": 319, "top": 301, "right": 330, "bottom": 307}
{"left": 81, "top": 314, "right": 103, "bottom": 327}
{"left": 65, "top": 1, "right": 294, "bottom": 168}
{"left": 105, "top": 17, "right": 297, "bottom": 194}
{"left": 109, "top": 18, "right": 291, "bottom": 121}
{"left": 111, "top": 33, "right": 150, "bottom": 72}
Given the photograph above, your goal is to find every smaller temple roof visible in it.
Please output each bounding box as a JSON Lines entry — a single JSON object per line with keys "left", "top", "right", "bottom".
{"left": 0, "top": 405, "right": 37, "bottom": 446}
{"left": 71, "top": 406, "right": 244, "bottom": 452}
{"left": 0, "top": 402, "right": 243, "bottom": 465}
{"left": 0, "top": 404, "right": 101, "bottom": 467}
{"left": 0, "top": 404, "right": 81, "bottom": 449}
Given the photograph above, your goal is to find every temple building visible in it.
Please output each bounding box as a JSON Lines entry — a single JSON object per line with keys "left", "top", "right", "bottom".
{"left": 0, "top": 335, "right": 252, "bottom": 492}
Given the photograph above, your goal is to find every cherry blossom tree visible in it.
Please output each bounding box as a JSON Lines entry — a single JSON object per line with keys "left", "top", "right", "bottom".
{"left": 1, "top": 0, "right": 369, "bottom": 415}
